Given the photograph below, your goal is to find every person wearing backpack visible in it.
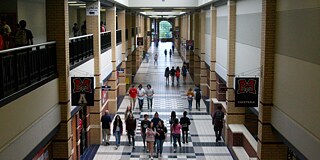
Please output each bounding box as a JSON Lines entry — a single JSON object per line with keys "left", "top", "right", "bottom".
{"left": 164, "top": 67, "right": 170, "bottom": 85}
{"left": 212, "top": 105, "right": 225, "bottom": 142}
{"left": 170, "top": 67, "right": 176, "bottom": 85}
{"left": 182, "top": 64, "right": 187, "bottom": 84}
{"left": 195, "top": 86, "right": 201, "bottom": 111}
{"left": 175, "top": 66, "right": 180, "bottom": 85}
{"left": 15, "top": 20, "right": 33, "bottom": 47}
{"left": 180, "top": 111, "right": 191, "bottom": 144}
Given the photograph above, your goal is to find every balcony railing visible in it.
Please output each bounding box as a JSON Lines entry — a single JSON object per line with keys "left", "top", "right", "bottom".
{"left": 101, "top": 31, "right": 111, "bottom": 52}
{"left": 116, "top": 30, "right": 122, "bottom": 44}
{"left": 0, "top": 42, "right": 57, "bottom": 107}
{"left": 69, "top": 34, "right": 93, "bottom": 68}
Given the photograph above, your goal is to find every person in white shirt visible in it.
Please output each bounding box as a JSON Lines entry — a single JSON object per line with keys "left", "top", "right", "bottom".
{"left": 137, "top": 84, "right": 146, "bottom": 110}
{"left": 145, "top": 84, "right": 155, "bottom": 110}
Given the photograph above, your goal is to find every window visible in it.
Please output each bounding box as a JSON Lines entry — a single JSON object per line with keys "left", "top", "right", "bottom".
{"left": 159, "top": 21, "right": 172, "bottom": 39}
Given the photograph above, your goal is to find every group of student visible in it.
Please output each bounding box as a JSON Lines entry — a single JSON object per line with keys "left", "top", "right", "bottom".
{"left": 164, "top": 63, "right": 188, "bottom": 85}
{"left": 101, "top": 102, "right": 225, "bottom": 160}
{"left": 163, "top": 44, "right": 175, "bottom": 58}
{"left": 128, "top": 84, "right": 155, "bottom": 111}
{"left": 101, "top": 110, "right": 194, "bottom": 159}
{"left": 0, "top": 19, "right": 34, "bottom": 51}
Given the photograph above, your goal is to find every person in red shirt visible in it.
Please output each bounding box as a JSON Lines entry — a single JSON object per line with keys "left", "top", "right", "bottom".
{"left": 129, "top": 85, "right": 138, "bottom": 110}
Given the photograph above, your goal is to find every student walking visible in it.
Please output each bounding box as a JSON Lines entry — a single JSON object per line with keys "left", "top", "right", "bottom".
{"left": 171, "top": 118, "right": 182, "bottom": 153}
{"left": 113, "top": 115, "right": 123, "bottom": 149}
{"left": 186, "top": 88, "right": 194, "bottom": 111}
{"left": 155, "top": 120, "right": 167, "bottom": 157}
{"left": 137, "top": 84, "right": 145, "bottom": 110}
{"left": 101, "top": 110, "right": 112, "bottom": 146}
{"left": 169, "top": 111, "right": 177, "bottom": 143}
{"left": 176, "top": 66, "right": 180, "bottom": 85}
{"left": 170, "top": 67, "right": 176, "bottom": 85}
{"left": 180, "top": 111, "right": 191, "bottom": 143}
{"left": 129, "top": 85, "right": 138, "bottom": 110}
{"left": 164, "top": 49, "right": 167, "bottom": 56}
{"left": 169, "top": 49, "right": 172, "bottom": 58}
{"left": 195, "top": 86, "right": 202, "bottom": 111}
{"left": 125, "top": 113, "right": 137, "bottom": 149}
{"left": 165, "top": 67, "right": 170, "bottom": 85}
{"left": 141, "top": 114, "right": 151, "bottom": 151}
{"left": 146, "top": 122, "right": 156, "bottom": 159}
{"left": 154, "top": 53, "right": 158, "bottom": 66}
{"left": 212, "top": 105, "right": 225, "bottom": 142}
{"left": 146, "top": 84, "right": 154, "bottom": 110}
{"left": 182, "top": 64, "right": 187, "bottom": 84}
{"left": 172, "top": 44, "right": 175, "bottom": 53}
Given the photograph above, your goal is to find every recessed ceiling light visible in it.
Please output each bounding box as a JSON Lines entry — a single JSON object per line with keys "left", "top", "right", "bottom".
{"left": 68, "top": 1, "right": 77, "bottom": 4}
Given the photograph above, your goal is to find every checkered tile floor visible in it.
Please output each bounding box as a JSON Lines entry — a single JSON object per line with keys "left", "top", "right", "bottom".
{"left": 93, "top": 42, "right": 234, "bottom": 160}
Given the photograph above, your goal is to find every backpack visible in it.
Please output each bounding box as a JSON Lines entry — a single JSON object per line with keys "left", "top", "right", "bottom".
{"left": 214, "top": 111, "right": 223, "bottom": 126}
{"left": 15, "top": 29, "right": 28, "bottom": 46}
{"left": 196, "top": 90, "right": 201, "bottom": 100}
{"left": 175, "top": 70, "right": 180, "bottom": 77}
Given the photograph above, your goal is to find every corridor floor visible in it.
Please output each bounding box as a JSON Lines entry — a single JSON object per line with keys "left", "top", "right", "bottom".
{"left": 93, "top": 42, "right": 234, "bottom": 160}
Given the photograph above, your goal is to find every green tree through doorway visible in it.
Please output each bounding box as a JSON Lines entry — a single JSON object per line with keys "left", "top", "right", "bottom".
{"left": 159, "top": 21, "right": 172, "bottom": 39}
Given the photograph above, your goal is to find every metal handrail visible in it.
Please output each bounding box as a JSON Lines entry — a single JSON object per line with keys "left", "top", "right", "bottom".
{"left": 69, "top": 34, "right": 93, "bottom": 41}
{"left": 0, "top": 41, "right": 56, "bottom": 54}
{"left": 100, "top": 31, "right": 111, "bottom": 35}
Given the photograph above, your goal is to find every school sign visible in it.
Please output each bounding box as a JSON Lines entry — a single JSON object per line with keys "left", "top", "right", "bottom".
{"left": 235, "top": 77, "right": 259, "bottom": 107}
{"left": 71, "top": 77, "right": 94, "bottom": 106}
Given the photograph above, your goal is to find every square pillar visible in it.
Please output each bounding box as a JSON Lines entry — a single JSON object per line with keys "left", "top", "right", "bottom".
{"left": 225, "top": 0, "right": 246, "bottom": 144}
{"left": 257, "top": 0, "right": 288, "bottom": 159}
{"left": 118, "top": 10, "right": 126, "bottom": 96}
{"left": 86, "top": 1, "right": 101, "bottom": 145}
{"left": 209, "top": 5, "right": 217, "bottom": 114}
{"left": 106, "top": 6, "right": 118, "bottom": 114}
{"left": 46, "top": 0, "right": 71, "bottom": 159}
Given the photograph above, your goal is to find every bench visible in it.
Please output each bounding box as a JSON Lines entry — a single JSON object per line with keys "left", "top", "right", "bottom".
{"left": 228, "top": 124, "right": 258, "bottom": 158}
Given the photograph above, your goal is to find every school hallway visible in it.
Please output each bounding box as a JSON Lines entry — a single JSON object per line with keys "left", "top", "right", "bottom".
{"left": 92, "top": 42, "right": 234, "bottom": 160}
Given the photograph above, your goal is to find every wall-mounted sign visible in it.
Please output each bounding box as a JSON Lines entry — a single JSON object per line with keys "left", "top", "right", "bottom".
{"left": 118, "top": 68, "right": 125, "bottom": 73}
{"left": 71, "top": 77, "right": 94, "bottom": 106}
{"left": 86, "top": 2, "right": 99, "bottom": 16}
{"left": 137, "top": 37, "right": 144, "bottom": 46}
{"left": 186, "top": 40, "right": 194, "bottom": 50}
{"left": 235, "top": 77, "right": 259, "bottom": 107}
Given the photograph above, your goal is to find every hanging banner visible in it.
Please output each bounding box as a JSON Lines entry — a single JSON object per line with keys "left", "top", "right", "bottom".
{"left": 137, "top": 37, "right": 144, "bottom": 46}
{"left": 71, "top": 77, "right": 94, "bottom": 106}
{"left": 186, "top": 40, "right": 194, "bottom": 50}
{"left": 235, "top": 77, "right": 259, "bottom": 107}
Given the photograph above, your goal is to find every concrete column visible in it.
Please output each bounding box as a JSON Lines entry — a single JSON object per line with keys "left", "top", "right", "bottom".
{"left": 106, "top": 6, "right": 117, "bottom": 114}
{"left": 193, "top": 12, "right": 201, "bottom": 86}
{"left": 257, "top": 0, "right": 288, "bottom": 159}
{"left": 225, "top": 0, "right": 245, "bottom": 144}
{"left": 126, "top": 13, "right": 133, "bottom": 90}
{"left": 145, "top": 17, "right": 151, "bottom": 51}
{"left": 210, "top": 5, "right": 217, "bottom": 114}
{"left": 118, "top": 10, "right": 126, "bottom": 97}
{"left": 85, "top": 1, "right": 101, "bottom": 145}
{"left": 46, "top": 0, "right": 71, "bottom": 159}
{"left": 137, "top": 15, "right": 144, "bottom": 69}
{"left": 132, "top": 14, "right": 138, "bottom": 76}
{"left": 200, "top": 10, "right": 208, "bottom": 98}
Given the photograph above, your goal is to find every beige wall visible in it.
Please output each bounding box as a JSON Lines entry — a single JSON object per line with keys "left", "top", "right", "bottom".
{"left": 0, "top": 79, "right": 60, "bottom": 159}
{"left": 272, "top": 0, "right": 320, "bottom": 159}
{"left": 17, "top": 0, "right": 46, "bottom": 44}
